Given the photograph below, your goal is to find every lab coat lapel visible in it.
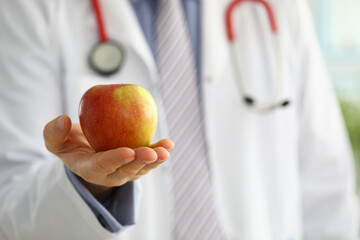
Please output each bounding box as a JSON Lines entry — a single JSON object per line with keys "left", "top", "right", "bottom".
{"left": 201, "top": 0, "right": 229, "bottom": 83}
{"left": 102, "top": 0, "right": 158, "bottom": 83}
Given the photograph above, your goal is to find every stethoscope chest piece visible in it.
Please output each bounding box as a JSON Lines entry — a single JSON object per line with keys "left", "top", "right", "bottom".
{"left": 89, "top": 41, "right": 124, "bottom": 76}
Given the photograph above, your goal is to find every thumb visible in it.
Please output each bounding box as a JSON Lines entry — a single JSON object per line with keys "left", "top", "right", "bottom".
{"left": 43, "top": 115, "right": 72, "bottom": 154}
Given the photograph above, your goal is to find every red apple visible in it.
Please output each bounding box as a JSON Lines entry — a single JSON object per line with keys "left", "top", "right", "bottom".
{"left": 79, "top": 84, "right": 158, "bottom": 152}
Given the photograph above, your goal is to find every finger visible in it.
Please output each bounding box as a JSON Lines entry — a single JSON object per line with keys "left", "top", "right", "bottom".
{"left": 135, "top": 147, "right": 158, "bottom": 162}
{"left": 122, "top": 147, "right": 157, "bottom": 171}
{"left": 109, "top": 147, "right": 157, "bottom": 178}
{"left": 149, "top": 139, "right": 175, "bottom": 151}
{"left": 135, "top": 147, "right": 169, "bottom": 176}
{"left": 72, "top": 148, "right": 136, "bottom": 186}
{"left": 90, "top": 148, "right": 136, "bottom": 175}
{"left": 153, "top": 147, "right": 169, "bottom": 162}
{"left": 43, "top": 115, "right": 72, "bottom": 154}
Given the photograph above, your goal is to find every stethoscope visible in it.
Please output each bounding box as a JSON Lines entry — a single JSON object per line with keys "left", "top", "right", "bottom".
{"left": 89, "top": 0, "right": 290, "bottom": 111}
{"left": 226, "top": 0, "right": 290, "bottom": 111}
{"left": 88, "top": 0, "right": 124, "bottom": 76}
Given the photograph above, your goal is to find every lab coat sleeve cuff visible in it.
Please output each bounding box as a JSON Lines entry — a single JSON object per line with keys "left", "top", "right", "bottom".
{"left": 65, "top": 166, "right": 140, "bottom": 233}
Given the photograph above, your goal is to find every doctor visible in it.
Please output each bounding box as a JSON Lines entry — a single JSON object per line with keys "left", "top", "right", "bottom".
{"left": 0, "top": 0, "right": 358, "bottom": 239}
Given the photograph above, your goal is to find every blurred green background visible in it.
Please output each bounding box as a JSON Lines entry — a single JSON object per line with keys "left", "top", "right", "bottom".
{"left": 309, "top": 0, "right": 360, "bottom": 189}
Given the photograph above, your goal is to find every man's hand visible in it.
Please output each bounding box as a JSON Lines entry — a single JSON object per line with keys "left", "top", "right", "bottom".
{"left": 43, "top": 115, "right": 173, "bottom": 202}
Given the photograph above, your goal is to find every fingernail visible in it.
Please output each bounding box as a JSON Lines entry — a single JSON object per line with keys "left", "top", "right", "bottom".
{"left": 57, "top": 116, "right": 64, "bottom": 132}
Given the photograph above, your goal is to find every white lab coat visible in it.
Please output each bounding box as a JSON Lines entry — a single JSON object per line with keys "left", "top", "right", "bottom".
{"left": 0, "top": 0, "right": 358, "bottom": 239}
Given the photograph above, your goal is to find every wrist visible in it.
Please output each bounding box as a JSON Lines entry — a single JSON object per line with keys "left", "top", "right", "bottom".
{"left": 77, "top": 176, "right": 115, "bottom": 203}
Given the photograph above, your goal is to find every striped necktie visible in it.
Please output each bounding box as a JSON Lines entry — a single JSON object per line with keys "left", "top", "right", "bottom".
{"left": 154, "top": 0, "right": 223, "bottom": 239}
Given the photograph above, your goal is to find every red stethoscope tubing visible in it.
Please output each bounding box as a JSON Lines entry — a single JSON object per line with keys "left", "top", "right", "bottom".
{"left": 226, "top": 0, "right": 278, "bottom": 42}
{"left": 91, "top": 0, "right": 108, "bottom": 42}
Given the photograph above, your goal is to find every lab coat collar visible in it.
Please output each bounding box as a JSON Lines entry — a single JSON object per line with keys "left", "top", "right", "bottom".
{"left": 103, "top": 0, "right": 229, "bottom": 85}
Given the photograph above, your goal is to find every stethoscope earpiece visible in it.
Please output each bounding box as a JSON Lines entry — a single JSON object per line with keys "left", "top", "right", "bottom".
{"left": 227, "top": 0, "right": 291, "bottom": 113}
{"left": 244, "top": 96, "right": 255, "bottom": 106}
{"left": 281, "top": 100, "right": 290, "bottom": 107}
{"left": 243, "top": 96, "right": 291, "bottom": 111}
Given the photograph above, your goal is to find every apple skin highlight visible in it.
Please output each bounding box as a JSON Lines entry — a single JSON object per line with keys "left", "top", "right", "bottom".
{"left": 79, "top": 84, "right": 158, "bottom": 152}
